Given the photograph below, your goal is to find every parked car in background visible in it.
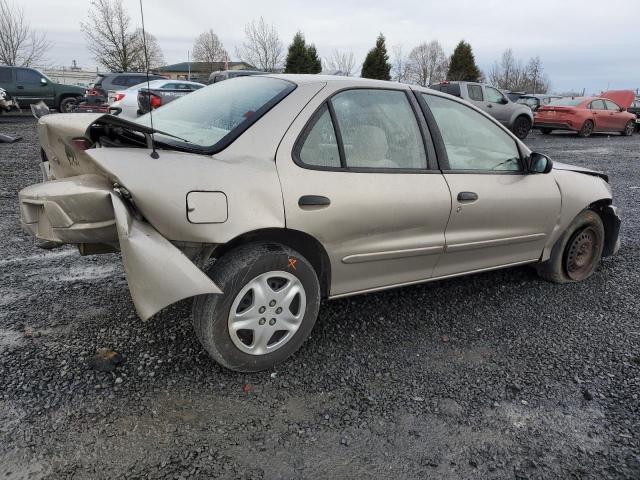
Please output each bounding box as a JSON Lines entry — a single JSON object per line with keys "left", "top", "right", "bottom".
{"left": 534, "top": 91, "right": 636, "bottom": 137}
{"left": 208, "top": 70, "right": 264, "bottom": 84}
{"left": 429, "top": 81, "right": 533, "bottom": 139}
{"left": 628, "top": 98, "right": 640, "bottom": 131}
{"left": 0, "top": 66, "right": 85, "bottom": 112}
{"left": 86, "top": 72, "right": 166, "bottom": 103}
{"left": 19, "top": 75, "right": 620, "bottom": 372}
{"left": 110, "top": 79, "right": 204, "bottom": 119}
{"left": 517, "top": 94, "right": 563, "bottom": 111}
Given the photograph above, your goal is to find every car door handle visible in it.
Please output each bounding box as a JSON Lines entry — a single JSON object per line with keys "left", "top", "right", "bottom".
{"left": 457, "top": 191, "right": 478, "bottom": 202}
{"left": 298, "top": 195, "right": 330, "bottom": 207}
{"left": 17, "top": 85, "right": 24, "bottom": 89}
{"left": 486, "top": 104, "right": 493, "bottom": 108}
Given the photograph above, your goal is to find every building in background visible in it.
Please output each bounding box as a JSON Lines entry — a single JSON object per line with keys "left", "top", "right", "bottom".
{"left": 153, "top": 61, "right": 253, "bottom": 83}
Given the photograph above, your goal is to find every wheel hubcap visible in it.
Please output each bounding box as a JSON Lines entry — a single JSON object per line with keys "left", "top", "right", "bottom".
{"left": 227, "top": 271, "right": 306, "bottom": 355}
{"left": 565, "top": 227, "right": 599, "bottom": 280}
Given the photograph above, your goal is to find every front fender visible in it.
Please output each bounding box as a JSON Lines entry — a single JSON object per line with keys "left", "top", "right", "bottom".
{"left": 542, "top": 169, "right": 614, "bottom": 261}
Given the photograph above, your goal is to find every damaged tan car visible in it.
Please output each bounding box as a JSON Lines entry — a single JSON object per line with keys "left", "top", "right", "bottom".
{"left": 19, "top": 75, "right": 621, "bottom": 372}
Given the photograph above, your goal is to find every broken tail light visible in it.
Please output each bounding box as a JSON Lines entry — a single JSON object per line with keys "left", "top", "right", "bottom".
{"left": 114, "top": 93, "right": 126, "bottom": 102}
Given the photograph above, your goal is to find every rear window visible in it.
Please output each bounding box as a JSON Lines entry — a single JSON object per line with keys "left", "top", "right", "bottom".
{"left": 0, "top": 67, "right": 12, "bottom": 83}
{"left": 548, "top": 98, "right": 584, "bottom": 106}
{"left": 135, "top": 76, "right": 296, "bottom": 151}
{"left": 430, "top": 83, "right": 461, "bottom": 98}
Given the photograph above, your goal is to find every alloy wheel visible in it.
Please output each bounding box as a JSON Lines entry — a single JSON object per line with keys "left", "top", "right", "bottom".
{"left": 227, "top": 271, "right": 306, "bottom": 355}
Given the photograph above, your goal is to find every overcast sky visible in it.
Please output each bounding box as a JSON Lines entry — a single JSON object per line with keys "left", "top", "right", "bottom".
{"left": 23, "top": 0, "right": 640, "bottom": 94}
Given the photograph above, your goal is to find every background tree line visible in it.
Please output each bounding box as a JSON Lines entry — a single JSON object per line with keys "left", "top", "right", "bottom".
{"left": 0, "top": 0, "right": 550, "bottom": 94}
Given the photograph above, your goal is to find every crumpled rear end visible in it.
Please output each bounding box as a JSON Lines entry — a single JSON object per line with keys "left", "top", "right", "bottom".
{"left": 18, "top": 175, "right": 222, "bottom": 320}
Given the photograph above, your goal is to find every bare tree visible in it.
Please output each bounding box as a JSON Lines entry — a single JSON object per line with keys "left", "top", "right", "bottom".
{"left": 525, "top": 56, "right": 549, "bottom": 94}
{"left": 406, "top": 40, "right": 448, "bottom": 86}
{"left": 391, "top": 44, "right": 409, "bottom": 83}
{"left": 236, "top": 17, "right": 283, "bottom": 72}
{"left": 323, "top": 49, "right": 355, "bottom": 75}
{"left": 488, "top": 49, "right": 549, "bottom": 93}
{"left": 130, "top": 29, "right": 165, "bottom": 71}
{"left": 192, "top": 30, "right": 228, "bottom": 64}
{"left": 0, "top": 0, "right": 50, "bottom": 66}
{"left": 81, "top": 0, "right": 164, "bottom": 72}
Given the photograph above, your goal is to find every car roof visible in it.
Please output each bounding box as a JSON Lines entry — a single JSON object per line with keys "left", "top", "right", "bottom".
{"left": 265, "top": 74, "right": 413, "bottom": 88}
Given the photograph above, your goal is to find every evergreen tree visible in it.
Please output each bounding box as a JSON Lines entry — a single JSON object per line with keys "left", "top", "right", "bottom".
{"left": 285, "top": 32, "right": 308, "bottom": 73}
{"left": 446, "top": 40, "right": 481, "bottom": 81}
{"left": 361, "top": 33, "right": 391, "bottom": 80}
{"left": 305, "top": 45, "right": 322, "bottom": 74}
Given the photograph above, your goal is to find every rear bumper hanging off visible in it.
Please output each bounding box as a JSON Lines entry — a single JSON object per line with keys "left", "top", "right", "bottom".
{"left": 18, "top": 176, "right": 222, "bottom": 320}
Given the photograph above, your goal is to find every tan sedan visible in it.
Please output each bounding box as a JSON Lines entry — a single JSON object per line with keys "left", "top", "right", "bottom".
{"left": 19, "top": 75, "right": 621, "bottom": 372}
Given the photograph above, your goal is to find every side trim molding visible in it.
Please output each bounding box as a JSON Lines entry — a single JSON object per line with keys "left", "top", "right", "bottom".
{"left": 329, "top": 258, "right": 539, "bottom": 300}
{"left": 445, "top": 233, "right": 546, "bottom": 253}
{"left": 342, "top": 245, "right": 444, "bottom": 264}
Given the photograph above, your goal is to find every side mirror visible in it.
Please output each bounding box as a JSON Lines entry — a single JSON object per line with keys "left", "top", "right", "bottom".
{"left": 500, "top": 97, "right": 508, "bottom": 104}
{"left": 528, "top": 152, "right": 553, "bottom": 174}
{"left": 40, "top": 78, "right": 47, "bottom": 86}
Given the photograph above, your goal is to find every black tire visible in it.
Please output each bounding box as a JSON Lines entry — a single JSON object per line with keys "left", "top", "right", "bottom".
{"left": 192, "top": 242, "right": 321, "bottom": 372}
{"left": 577, "top": 120, "right": 594, "bottom": 138}
{"left": 540, "top": 128, "right": 553, "bottom": 135}
{"left": 512, "top": 115, "right": 532, "bottom": 139}
{"left": 622, "top": 120, "right": 635, "bottom": 136}
{"left": 536, "top": 209, "right": 605, "bottom": 283}
{"left": 58, "top": 96, "right": 79, "bottom": 113}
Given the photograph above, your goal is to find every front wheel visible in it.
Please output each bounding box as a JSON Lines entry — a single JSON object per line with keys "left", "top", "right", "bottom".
{"left": 622, "top": 120, "right": 635, "bottom": 136}
{"left": 536, "top": 210, "right": 605, "bottom": 283}
{"left": 192, "top": 243, "right": 320, "bottom": 372}
{"left": 512, "top": 116, "right": 532, "bottom": 139}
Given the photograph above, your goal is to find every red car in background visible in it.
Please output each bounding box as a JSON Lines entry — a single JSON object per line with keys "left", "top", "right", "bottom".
{"left": 534, "top": 90, "right": 636, "bottom": 137}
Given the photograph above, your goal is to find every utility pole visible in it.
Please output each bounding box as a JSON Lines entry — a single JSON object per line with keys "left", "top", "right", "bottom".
{"left": 187, "top": 50, "right": 191, "bottom": 81}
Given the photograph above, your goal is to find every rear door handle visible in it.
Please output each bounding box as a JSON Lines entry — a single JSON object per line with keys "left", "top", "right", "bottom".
{"left": 17, "top": 85, "right": 24, "bottom": 89}
{"left": 486, "top": 104, "right": 493, "bottom": 108}
{"left": 457, "top": 191, "right": 478, "bottom": 202}
{"left": 298, "top": 195, "right": 330, "bottom": 207}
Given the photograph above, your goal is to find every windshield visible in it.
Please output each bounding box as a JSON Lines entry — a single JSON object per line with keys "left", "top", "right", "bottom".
{"left": 135, "top": 76, "right": 295, "bottom": 150}
{"left": 549, "top": 98, "right": 584, "bottom": 106}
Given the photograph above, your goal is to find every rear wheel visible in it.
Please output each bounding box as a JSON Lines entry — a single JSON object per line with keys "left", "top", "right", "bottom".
{"left": 540, "top": 128, "right": 553, "bottom": 135}
{"left": 577, "top": 120, "right": 594, "bottom": 138}
{"left": 622, "top": 120, "right": 635, "bottom": 136}
{"left": 192, "top": 242, "right": 321, "bottom": 372}
{"left": 536, "top": 210, "right": 604, "bottom": 283}
{"left": 512, "top": 116, "right": 532, "bottom": 139}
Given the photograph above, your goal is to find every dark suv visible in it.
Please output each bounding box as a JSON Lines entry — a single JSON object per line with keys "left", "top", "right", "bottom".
{"left": 0, "top": 66, "right": 85, "bottom": 112}
{"left": 88, "top": 72, "right": 166, "bottom": 102}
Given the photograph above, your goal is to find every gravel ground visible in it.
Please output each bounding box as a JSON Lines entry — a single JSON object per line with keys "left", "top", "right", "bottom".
{"left": 0, "top": 115, "right": 638, "bottom": 479}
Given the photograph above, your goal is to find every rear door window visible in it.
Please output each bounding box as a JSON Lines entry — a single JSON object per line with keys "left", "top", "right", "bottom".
{"left": 16, "top": 68, "right": 43, "bottom": 84}
{"left": 0, "top": 67, "right": 12, "bottom": 84}
{"left": 467, "top": 84, "right": 484, "bottom": 101}
{"left": 330, "top": 89, "right": 427, "bottom": 170}
{"left": 295, "top": 104, "right": 341, "bottom": 168}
